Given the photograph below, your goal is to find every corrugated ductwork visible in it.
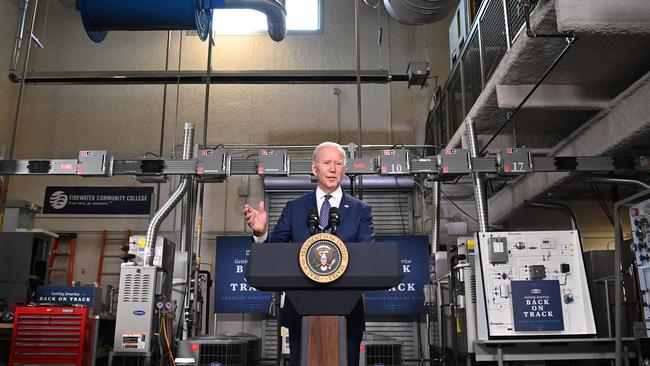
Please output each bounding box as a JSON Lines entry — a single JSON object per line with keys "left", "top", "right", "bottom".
{"left": 383, "top": 0, "right": 459, "bottom": 24}
{"left": 75, "top": 0, "right": 286, "bottom": 43}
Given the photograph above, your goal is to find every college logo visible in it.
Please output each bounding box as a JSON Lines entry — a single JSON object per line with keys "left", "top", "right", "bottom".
{"left": 299, "top": 233, "right": 349, "bottom": 283}
{"left": 49, "top": 191, "right": 69, "bottom": 209}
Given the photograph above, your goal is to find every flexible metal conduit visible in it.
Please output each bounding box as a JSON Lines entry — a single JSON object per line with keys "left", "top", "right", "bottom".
{"left": 383, "top": 0, "right": 459, "bottom": 24}
{"left": 466, "top": 119, "right": 489, "bottom": 232}
{"left": 145, "top": 123, "right": 195, "bottom": 266}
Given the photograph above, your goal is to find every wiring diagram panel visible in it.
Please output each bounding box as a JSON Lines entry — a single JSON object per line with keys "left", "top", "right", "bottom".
{"left": 476, "top": 231, "right": 596, "bottom": 337}
{"left": 630, "top": 200, "right": 650, "bottom": 331}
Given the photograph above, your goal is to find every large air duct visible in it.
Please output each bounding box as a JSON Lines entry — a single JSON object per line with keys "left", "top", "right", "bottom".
{"left": 383, "top": 0, "right": 460, "bottom": 24}
{"left": 75, "top": 0, "right": 286, "bottom": 43}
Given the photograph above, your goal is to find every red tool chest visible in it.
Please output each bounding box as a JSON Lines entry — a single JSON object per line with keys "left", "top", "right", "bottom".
{"left": 9, "top": 306, "right": 94, "bottom": 366}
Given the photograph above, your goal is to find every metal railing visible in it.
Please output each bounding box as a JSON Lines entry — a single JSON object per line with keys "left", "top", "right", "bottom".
{"left": 423, "top": 0, "right": 537, "bottom": 155}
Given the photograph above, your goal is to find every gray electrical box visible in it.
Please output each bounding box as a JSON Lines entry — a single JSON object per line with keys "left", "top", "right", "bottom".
{"left": 197, "top": 148, "right": 228, "bottom": 180}
{"left": 346, "top": 158, "right": 377, "bottom": 174}
{"left": 379, "top": 149, "right": 410, "bottom": 175}
{"left": 487, "top": 237, "right": 509, "bottom": 264}
{"left": 498, "top": 148, "right": 532, "bottom": 175}
{"left": 76, "top": 150, "right": 111, "bottom": 176}
{"left": 258, "top": 149, "right": 288, "bottom": 176}
{"left": 439, "top": 149, "right": 471, "bottom": 175}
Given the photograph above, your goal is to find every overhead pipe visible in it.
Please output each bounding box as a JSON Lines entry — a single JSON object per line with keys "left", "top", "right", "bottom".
{"left": 526, "top": 201, "right": 578, "bottom": 231}
{"left": 75, "top": 0, "right": 286, "bottom": 43}
{"left": 219, "top": 0, "right": 287, "bottom": 42}
{"left": 383, "top": 0, "right": 459, "bottom": 24}
{"left": 9, "top": 0, "right": 30, "bottom": 80}
{"left": 586, "top": 177, "right": 650, "bottom": 191}
{"left": 145, "top": 122, "right": 195, "bottom": 266}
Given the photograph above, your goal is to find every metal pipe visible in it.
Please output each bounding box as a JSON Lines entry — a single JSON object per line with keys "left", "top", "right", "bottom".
{"left": 145, "top": 123, "right": 194, "bottom": 265}
{"left": 1, "top": 0, "right": 38, "bottom": 231}
{"left": 526, "top": 201, "right": 578, "bottom": 231}
{"left": 222, "top": 0, "right": 287, "bottom": 42}
{"left": 614, "top": 200, "right": 623, "bottom": 366}
{"left": 587, "top": 177, "right": 650, "bottom": 191}
{"left": 9, "top": 0, "right": 30, "bottom": 79}
{"left": 431, "top": 181, "right": 441, "bottom": 252}
{"left": 155, "top": 30, "right": 173, "bottom": 211}
{"left": 355, "top": 0, "right": 364, "bottom": 199}
{"left": 14, "top": 69, "right": 409, "bottom": 85}
{"left": 466, "top": 119, "right": 489, "bottom": 232}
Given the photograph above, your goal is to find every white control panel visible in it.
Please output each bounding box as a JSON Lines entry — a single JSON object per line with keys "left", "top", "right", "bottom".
{"left": 476, "top": 231, "right": 596, "bottom": 337}
{"left": 630, "top": 200, "right": 650, "bottom": 331}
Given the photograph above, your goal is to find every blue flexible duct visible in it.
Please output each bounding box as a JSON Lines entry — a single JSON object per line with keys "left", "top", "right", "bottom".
{"left": 75, "top": 0, "right": 286, "bottom": 43}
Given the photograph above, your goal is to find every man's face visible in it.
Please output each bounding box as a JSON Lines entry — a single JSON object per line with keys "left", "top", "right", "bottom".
{"left": 312, "top": 146, "right": 346, "bottom": 194}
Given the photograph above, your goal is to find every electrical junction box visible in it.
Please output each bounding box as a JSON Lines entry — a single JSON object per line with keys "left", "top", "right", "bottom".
{"left": 197, "top": 148, "right": 229, "bottom": 179}
{"left": 498, "top": 148, "right": 532, "bottom": 175}
{"left": 475, "top": 230, "right": 596, "bottom": 338}
{"left": 346, "top": 158, "right": 377, "bottom": 174}
{"left": 439, "top": 149, "right": 470, "bottom": 175}
{"left": 258, "top": 149, "right": 288, "bottom": 176}
{"left": 76, "top": 150, "right": 111, "bottom": 176}
{"left": 379, "top": 149, "right": 409, "bottom": 175}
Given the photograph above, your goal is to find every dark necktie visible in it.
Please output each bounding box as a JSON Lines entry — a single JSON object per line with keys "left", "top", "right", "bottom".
{"left": 319, "top": 195, "right": 332, "bottom": 231}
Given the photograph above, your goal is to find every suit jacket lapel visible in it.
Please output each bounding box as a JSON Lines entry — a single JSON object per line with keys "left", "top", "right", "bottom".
{"left": 339, "top": 192, "right": 351, "bottom": 227}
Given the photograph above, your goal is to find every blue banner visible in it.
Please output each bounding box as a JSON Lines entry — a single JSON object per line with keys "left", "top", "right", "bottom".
{"left": 43, "top": 186, "right": 153, "bottom": 215}
{"left": 511, "top": 280, "right": 564, "bottom": 331}
{"left": 36, "top": 285, "right": 101, "bottom": 308}
{"left": 214, "top": 235, "right": 430, "bottom": 315}
{"left": 214, "top": 236, "right": 272, "bottom": 313}
{"left": 364, "top": 235, "right": 429, "bottom": 315}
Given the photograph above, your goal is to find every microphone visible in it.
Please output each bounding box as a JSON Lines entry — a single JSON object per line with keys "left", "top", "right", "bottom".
{"left": 307, "top": 208, "right": 319, "bottom": 235}
{"left": 328, "top": 207, "right": 340, "bottom": 235}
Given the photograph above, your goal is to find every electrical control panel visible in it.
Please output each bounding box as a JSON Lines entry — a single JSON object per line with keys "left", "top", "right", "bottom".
{"left": 476, "top": 231, "right": 596, "bottom": 338}
{"left": 629, "top": 199, "right": 650, "bottom": 332}
{"left": 379, "top": 149, "right": 409, "bottom": 175}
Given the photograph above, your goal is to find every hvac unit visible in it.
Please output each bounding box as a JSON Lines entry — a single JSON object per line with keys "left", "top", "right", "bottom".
{"left": 360, "top": 332, "right": 402, "bottom": 366}
{"left": 9, "top": 306, "right": 95, "bottom": 366}
{"left": 223, "top": 332, "right": 261, "bottom": 366}
{"left": 177, "top": 335, "right": 248, "bottom": 366}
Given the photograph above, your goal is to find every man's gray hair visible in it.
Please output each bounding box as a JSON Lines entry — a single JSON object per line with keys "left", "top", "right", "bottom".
{"left": 312, "top": 142, "right": 347, "bottom": 165}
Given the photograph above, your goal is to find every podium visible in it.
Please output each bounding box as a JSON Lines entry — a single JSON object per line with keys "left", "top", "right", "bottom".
{"left": 245, "top": 242, "right": 403, "bottom": 366}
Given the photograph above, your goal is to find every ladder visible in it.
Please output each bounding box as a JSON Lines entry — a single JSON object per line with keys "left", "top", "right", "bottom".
{"left": 47, "top": 233, "right": 77, "bottom": 285}
{"left": 96, "top": 229, "right": 131, "bottom": 284}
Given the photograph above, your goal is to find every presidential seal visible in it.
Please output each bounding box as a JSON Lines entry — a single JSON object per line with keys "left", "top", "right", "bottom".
{"left": 299, "top": 233, "right": 349, "bottom": 283}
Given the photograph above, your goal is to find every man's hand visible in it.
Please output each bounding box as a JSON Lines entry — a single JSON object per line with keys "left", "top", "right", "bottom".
{"left": 244, "top": 201, "right": 268, "bottom": 237}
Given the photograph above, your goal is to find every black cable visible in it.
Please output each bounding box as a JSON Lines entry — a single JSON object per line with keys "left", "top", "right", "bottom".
{"left": 479, "top": 36, "right": 577, "bottom": 155}
{"left": 440, "top": 189, "right": 501, "bottom": 231}
{"left": 592, "top": 184, "right": 614, "bottom": 226}
{"left": 591, "top": 184, "right": 615, "bottom": 227}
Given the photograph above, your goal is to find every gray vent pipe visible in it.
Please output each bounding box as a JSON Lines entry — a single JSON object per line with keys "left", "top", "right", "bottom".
{"left": 383, "top": 0, "right": 460, "bottom": 24}
{"left": 222, "top": 0, "right": 287, "bottom": 42}
{"left": 145, "top": 123, "right": 195, "bottom": 266}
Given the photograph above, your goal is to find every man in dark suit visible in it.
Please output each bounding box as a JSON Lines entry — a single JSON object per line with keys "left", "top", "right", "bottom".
{"left": 244, "top": 141, "right": 375, "bottom": 366}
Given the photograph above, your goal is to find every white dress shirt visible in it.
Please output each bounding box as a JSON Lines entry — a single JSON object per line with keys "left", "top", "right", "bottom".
{"left": 253, "top": 186, "right": 343, "bottom": 243}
